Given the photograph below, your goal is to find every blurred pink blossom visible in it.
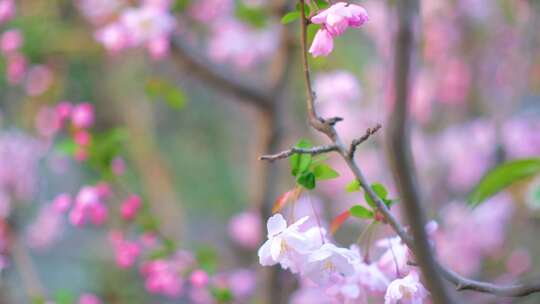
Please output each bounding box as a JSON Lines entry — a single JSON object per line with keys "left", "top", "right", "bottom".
{"left": 25, "top": 65, "right": 54, "bottom": 96}
{"left": 120, "top": 194, "right": 142, "bottom": 221}
{"left": 228, "top": 211, "right": 261, "bottom": 249}
{"left": 26, "top": 205, "right": 64, "bottom": 250}
{"left": 0, "top": 0, "right": 15, "bottom": 24}
{"left": 109, "top": 230, "right": 140, "bottom": 268}
{"left": 141, "top": 259, "right": 184, "bottom": 298}
{"left": 52, "top": 193, "right": 72, "bottom": 213}
{"left": 190, "top": 269, "right": 209, "bottom": 288}
{"left": 69, "top": 185, "right": 108, "bottom": 227}
{"left": 314, "top": 71, "right": 361, "bottom": 104}
{"left": 76, "top": 0, "right": 123, "bottom": 24}
{"left": 78, "top": 293, "right": 102, "bottom": 304}
{"left": 0, "top": 29, "right": 22, "bottom": 55}
{"left": 71, "top": 103, "right": 95, "bottom": 129}
{"left": 6, "top": 53, "right": 27, "bottom": 85}
{"left": 35, "top": 106, "right": 61, "bottom": 138}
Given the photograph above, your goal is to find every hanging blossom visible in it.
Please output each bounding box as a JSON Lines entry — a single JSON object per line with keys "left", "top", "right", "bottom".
{"left": 309, "top": 2, "right": 369, "bottom": 57}
{"left": 384, "top": 272, "right": 429, "bottom": 304}
{"left": 259, "top": 213, "right": 433, "bottom": 303}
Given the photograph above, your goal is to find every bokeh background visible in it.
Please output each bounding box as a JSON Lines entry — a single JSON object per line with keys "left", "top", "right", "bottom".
{"left": 0, "top": 0, "right": 539, "bottom": 303}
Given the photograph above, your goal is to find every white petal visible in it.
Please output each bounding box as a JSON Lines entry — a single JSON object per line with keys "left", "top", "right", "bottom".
{"left": 267, "top": 214, "right": 287, "bottom": 237}
{"left": 270, "top": 237, "right": 283, "bottom": 261}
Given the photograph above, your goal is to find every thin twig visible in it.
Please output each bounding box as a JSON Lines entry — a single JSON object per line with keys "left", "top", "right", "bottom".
{"left": 349, "top": 123, "right": 382, "bottom": 158}
{"left": 259, "top": 144, "right": 339, "bottom": 161}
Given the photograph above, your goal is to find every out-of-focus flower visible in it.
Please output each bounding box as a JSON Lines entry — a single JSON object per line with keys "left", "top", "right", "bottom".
{"left": 111, "top": 157, "right": 126, "bottom": 176}
{"left": 119, "top": 5, "right": 176, "bottom": 46}
{"left": 207, "top": 20, "right": 278, "bottom": 69}
{"left": 109, "top": 230, "right": 140, "bottom": 268}
{"left": 506, "top": 249, "right": 531, "bottom": 277}
{"left": 52, "top": 193, "right": 72, "bottom": 213}
{"left": 314, "top": 71, "right": 361, "bottom": 104}
{"left": 26, "top": 205, "right": 64, "bottom": 250}
{"left": 188, "top": 0, "right": 233, "bottom": 23}
{"left": 120, "top": 194, "right": 142, "bottom": 221}
{"left": 0, "top": 29, "right": 22, "bottom": 55}
{"left": 76, "top": 0, "right": 123, "bottom": 24}
{"left": 0, "top": 0, "right": 15, "bottom": 24}
{"left": 69, "top": 185, "right": 108, "bottom": 227}
{"left": 502, "top": 115, "right": 540, "bottom": 159}
{"left": 78, "top": 293, "right": 102, "bottom": 304}
{"left": 376, "top": 236, "right": 410, "bottom": 278}
{"left": 384, "top": 272, "right": 428, "bottom": 304}
{"left": 35, "top": 106, "right": 61, "bottom": 138}
{"left": 6, "top": 53, "right": 27, "bottom": 85}
{"left": 25, "top": 65, "right": 54, "bottom": 97}
{"left": 190, "top": 269, "right": 209, "bottom": 288}
{"left": 94, "top": 22, "right": 130, "bottom": 53}
{"left": 71, "top": 103, "right": 95, "bottom": 129}
{"left": 141, "top": 259, "right": 184, "bottom": 298}
{"left": 228, "top": 211, "right": 261, "bottom": 249}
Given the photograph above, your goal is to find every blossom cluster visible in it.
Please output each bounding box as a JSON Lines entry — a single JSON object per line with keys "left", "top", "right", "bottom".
{"left": 309, "top": 2, "right": 369, "bottom": 57}
{"left": 258, "top": 213, "right": 429, "bottom": 303}
{"left": 76, "top": 0, "right": 176, "bottom": 59}
{"left": 0, "top": 0, "right": 54, "bottom": 95}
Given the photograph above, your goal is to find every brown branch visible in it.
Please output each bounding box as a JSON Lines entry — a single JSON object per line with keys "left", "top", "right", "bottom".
{"left": 259, "top": 144, "right": 339, "bottom": 161}
{"left": 170, "top": 39, "right": 273, "bottom": 111}
{"left": 386, "top": 1, "right": 454, "bottom": 303}
{"left": 349, "top": 123, "right": 382, "bottom": 158}
{"left": 258, "top": 0, "right": 540, "bottom": 300}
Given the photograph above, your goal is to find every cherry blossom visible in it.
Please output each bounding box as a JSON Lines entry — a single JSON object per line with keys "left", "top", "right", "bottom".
{"left": 384, "top": 272, "right": 428, "bottom": 304}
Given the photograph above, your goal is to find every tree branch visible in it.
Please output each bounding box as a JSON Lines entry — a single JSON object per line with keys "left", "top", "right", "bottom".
{"left": 259, "top": 144, "right": 339, "bottom": 161}
{"left": 170, "top": 38, "right": 273, "bottom": 111}
{"left": 259, "top": 0, "right": 540, "bottom": 300}
{"left": 386, "top": 1, "right": 454, "bottom": 303}
{"left": 349, "top": 123, "right": 382, "bottom": 158}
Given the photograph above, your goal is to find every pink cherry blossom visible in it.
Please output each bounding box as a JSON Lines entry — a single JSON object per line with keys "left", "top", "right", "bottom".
{"left": 25, "top": 65, "right": 54, "bottom": 96}
{"left": 35, "top": 106, "right": 61, "bottom": 138}
{"left": 119, "top": 5, "right": 176, "bottom": 46}
{"left": 26, "top": 205, "right": 64, "bottom": 250}
{"left": 69, "top": 185, "right": 109, "bottom": 227}
{"left": 71, "top": 103, "right": 95, "bottom": 129}
{"left": 302, "top": 243, "right": 356, "bottom": 284}
{"left": 228, "top": 211, "right": 261, "bottom": 249}
{"left": 311, "top": 2, "right": 369, "bottom": 36}
{"left": 76, "top": 0, "right": 122, "bottom": 24}
{"left": 309, "top": 29, "right": 334, "bottom": 57}
{"left": 0, "top": 29, "right": 22, "bottom": 55}
{"left": 384, "top": 272, "right": 428, "bottom": 304}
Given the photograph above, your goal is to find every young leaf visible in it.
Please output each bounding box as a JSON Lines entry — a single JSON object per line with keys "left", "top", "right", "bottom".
{"left": 469, "top": 158, "right": 540, "bottom": 207}
{"left": 297, "top": 171, "right": 316, "bottom": 190}
{"left": 330, "top": 210, "right": 351, "bottom": 234}
{"left": 345, "top": 180, "right": 361, "bottom": 192}
{"left": 290, "top": 139, "right": 312, "bottom": 176}
{"left": 55, "top": 138, "right": 77, "bottom": 156}
{"left": 365, "top": 183, "right": 389, "bottom": 208}
{"left": 281, "top": 11, "right": 301, "bottom": 24}
{"left": 350, "top": 205, "right": 374, "bottom": 219}
{"left": 313, "top": 163, "right": 339, "bottom": 180}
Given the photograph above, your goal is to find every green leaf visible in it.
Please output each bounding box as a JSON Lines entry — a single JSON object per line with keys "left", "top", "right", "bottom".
{"left": 290, "top": 139, "right": 312, "bottom": 176}
{"left": 211, "top": 287, "right": 234, "bottom": 302}
{"left": 145, "top": 78, "right": 187, "bottom": 110}
{"left": 54, "top": 290, "right": 75, "bottom": 304}
{"left": 469, "top": 158, "right": 540, "bottom": 207}
{"left": 196, "top": 246, "right": 218, "bottom": 274}
{"left": 313, "top": 163, "right": 339, "bottom": 180}
{"left": 365, "top": 183, "right": 388, "bottom": 208}
{"left": 55, "top": 138, "right": 77, "bottom": 156}
{"left": 297, "top": 171, "right": 316, "bottom": 190}
{"left": 236, "top": 2, "right": 267, "bottom": 28}
{"left": 350, "top": 205, "right": 374, "bottom": 219}
{"left": 345, "top": 180, "right": 361, "bottom": 192}
{"left": 172, "top": 0, "right": 190, "bottom": 12}
{"left": 314, "top": 0, "right": 330, "bottom": 9}
{"left": 281, "top": 11, "right": 301, "bottom": 24}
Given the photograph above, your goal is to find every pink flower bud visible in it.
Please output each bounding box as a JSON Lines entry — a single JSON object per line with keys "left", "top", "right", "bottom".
{"left": 0, "top": 0, "right": 15, "bottom": 25}
{"left": 90, "top": 203, "right": 108, "bottom": 225}
{"left": 71, "top": 102, "right": 95, "bottom": 129}
{"left": 74, "top": 130, "right": 91, "bottom": 146}
{"left": 78, "top": 293, "right": 102, "bottom": 304}
{"left": 56, "top": 101, "right": 73, "bottom": 122}
{"left": 120, "top": 195, "right": 142, "bottom": 221}
{"left": 6, "top": 53, "right": 27, "bottom": 85}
